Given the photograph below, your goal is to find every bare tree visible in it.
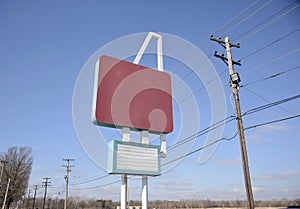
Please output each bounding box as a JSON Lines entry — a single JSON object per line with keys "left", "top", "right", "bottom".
{"left": 0, "top": 146, "right": 33, "bottom": 209}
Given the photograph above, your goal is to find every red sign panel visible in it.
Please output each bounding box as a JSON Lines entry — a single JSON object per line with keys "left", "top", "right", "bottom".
{"left": 92, "top": 55, "right": 173, "bottom": 134}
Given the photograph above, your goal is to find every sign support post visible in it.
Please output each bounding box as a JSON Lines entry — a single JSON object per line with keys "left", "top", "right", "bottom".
{"left": 140, "top": 130, "right": 149, "bottom": 209}
{"left": 121, "top": 127, "right": 130, "bottom": 209}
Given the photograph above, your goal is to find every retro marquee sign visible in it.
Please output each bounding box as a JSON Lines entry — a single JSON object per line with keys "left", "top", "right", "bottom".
{"left": 91, "top": 32, "right": 173, "bottom": 209}
{"left": 91, "top": 55, "right": 173, "bottom": 134}
{"left": 91, "top": 32, "right": 173, "bottom": 178}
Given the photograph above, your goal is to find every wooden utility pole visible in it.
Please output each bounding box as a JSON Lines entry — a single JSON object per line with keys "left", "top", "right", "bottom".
{"left": 63, "top": 158, "right": 74, "bottom": 209}
{"left": 1, "top": 178, "right": 10, "bottom": 209}
{"left": 26, "top": 189, "right": 31, "bottom": 209}
{"left": 210, "top": 35, "right": 255, "bottom": 209}
{"left": 32, "top": 185, "right": 38, "bottom": 209}
{"left": 0, "top": 159, "right": 7, "bottom": 188}
{"left": 42, "top": 177, "right": 51, "bottom": 209}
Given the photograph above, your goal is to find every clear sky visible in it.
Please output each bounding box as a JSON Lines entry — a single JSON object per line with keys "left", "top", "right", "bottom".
{"left": 0, "top": 0, "right": 299, "bottom": 202}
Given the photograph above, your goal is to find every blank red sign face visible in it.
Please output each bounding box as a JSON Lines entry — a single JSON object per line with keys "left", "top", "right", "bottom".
{"left": 92, "top": 55, "right": 173, "bottom": 134}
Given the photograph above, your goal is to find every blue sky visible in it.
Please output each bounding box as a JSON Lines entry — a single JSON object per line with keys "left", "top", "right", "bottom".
{"left": 1, "top": 0, "right": 299, "bottom": 201}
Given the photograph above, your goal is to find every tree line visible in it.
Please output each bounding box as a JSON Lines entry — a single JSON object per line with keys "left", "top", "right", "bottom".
{"left": 7, "top": 197, "right": 300, "bottom": 209}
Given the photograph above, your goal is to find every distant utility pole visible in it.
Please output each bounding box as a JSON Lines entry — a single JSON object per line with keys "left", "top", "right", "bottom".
{"left": 0, "top": 159, "right": 8, "bottom": 187}
{"left": 42, "top": 177, "right": 51, "bottom": 209}
{"left": 32, "top": 185, "right": 38, "bottom": 209}
{"left": 63, "top": 158, "right": 74, "bottom": 209}
{"left": 1, "top": 178, "right": 11, "bottom": 209}
{"left": 210, "top": 35, "right": 255, "bottom": 209}
{"left": 26, "top": 189, "right": 31, "bottom": 209}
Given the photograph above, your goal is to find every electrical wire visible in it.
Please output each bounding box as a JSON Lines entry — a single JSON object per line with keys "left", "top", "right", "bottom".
{"left": 163, "top": 113, "right": 300, "bottom": 167}
{"left": 178, "top": 68, "right": 228, "bottom": 105}
{"left": 70, "top": 179, "right": 121, "bottom": 190}
{"left": 162, "top": 132, "right": 239, "bottom": 167}
{"left": 244, "top": 114, "right": 300, "bottom": 130}
{"left": 170, "top": 93, "right": 300, "bottom": 151}
{"left": 70, "top": 174, "right": 109, "bottom": 186}
{"left": 241, "top": 87, "right": 296, "bottom": 116}
{"left": 167, "top": 116, "right": 235, "bottom": 150}
{"left": 240, "top": 66, "right": 300, "bottom": 87}
{"left": 238, "top": 3, "right": 300, "bottom": 43}
{"left": 211, "top": 0, "right": 262, "bottom": 36}
{"left": 245, "top": 47, "right": 300, "bottom": 73}
{"left": 171, "top": 54, "right": 213, "bottom": 90}
{"left": 221, "top": 0, "right": 273, "bottom": 37}
{"left": 240, "top": 27, "right": 300, "bottom": 60}
{"left": 48, "top": 186, "right": 65, "bottom": 197}
{"left": 233, "top": 0, "right": 299, "bottom": 42}
{"left": 242, "top": 94, "right": 300, "bottom": 116}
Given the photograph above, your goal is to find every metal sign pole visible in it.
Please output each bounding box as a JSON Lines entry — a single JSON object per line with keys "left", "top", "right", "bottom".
{"left": 140, "top": 130, "right": 149, "bottom": 209}
{"left": 121, "top": 127, "right": 130, "bottom": 209}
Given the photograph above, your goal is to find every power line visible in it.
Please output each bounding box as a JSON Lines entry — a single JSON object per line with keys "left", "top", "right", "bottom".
{"left": 177, "top": 68, "right": 228, "bottom": 106}
{"left": 241, "top": 87, "right": 296, "bottom": 116}
{"left": 242, "top": 94, "right": 300, "bottom": 116}
{"left": 70, "top": 174, "right": 110, "bottom": 186}
{"left": 245, "top": 47, "right": 300, "bottom": 73}
{"left": 238, "top": 3, "right": 300, "bottom": 43}
{"left": 233, "top": 0, "right": 299, "bottom": 41}
{"left": 211, "top": 0, "right": 262, "bottom": 36}
{"left": 162, "top": 133, "right": 238, "bottom": 167}
{"left": 71, "top": 171, "right": 107, "bottom": 184}
{"left": 170, "top": 93, "right": 300, "bottom": 151}
{"left": 221, "top": 0, "right": 273, "bottom": 37}
{"left": 167, "top": 116, "right": 235, "bottom": 150}
{"left": 240, "top": 66, "right": 300, "bottom": 87}
{"left": 48, "top": 186, "right": 65, "bottom": 198}
{"left": 164, "top": 1, "right": 295, "bottom": 112}
{"left": 70, "top": 179, "right": 121, "bottom": 190}
{"left": 171, "top": 54, "right": 213, "bottom": 90}
{"left": 240, "top": 27, "right": 300, "bottom": 60}
{"left": 245, "top": 114, "right": 300, "bottom": 130}
{"left": 163, "top": 112, "right": 300, "bottom": 167}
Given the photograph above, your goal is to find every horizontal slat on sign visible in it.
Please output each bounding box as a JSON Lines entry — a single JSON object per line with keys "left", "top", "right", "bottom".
{"left": 116, "top": 144, "right": 158, "bottom": 172}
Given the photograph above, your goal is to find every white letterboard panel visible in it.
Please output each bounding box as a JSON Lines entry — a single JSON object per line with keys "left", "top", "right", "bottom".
{"left": 108, "top": 140, "right": 161, "bottom": 176}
